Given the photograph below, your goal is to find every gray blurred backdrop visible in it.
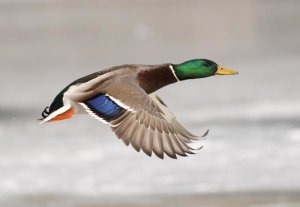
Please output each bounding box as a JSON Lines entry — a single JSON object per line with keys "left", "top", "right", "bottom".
{"left": 1, "top": 0, "right": 300, "bottom": 206}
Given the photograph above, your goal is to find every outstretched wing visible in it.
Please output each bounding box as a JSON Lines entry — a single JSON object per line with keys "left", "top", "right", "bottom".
{"left": 78, "top": 81, "right": 208, "bottom": 159}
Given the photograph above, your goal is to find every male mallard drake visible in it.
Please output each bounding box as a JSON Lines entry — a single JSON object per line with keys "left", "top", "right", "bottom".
{"left": 40, "top": 59, "right": 237, "bottom": 159}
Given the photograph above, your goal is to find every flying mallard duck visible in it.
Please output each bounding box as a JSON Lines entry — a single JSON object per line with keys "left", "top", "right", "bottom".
{"left": 40, "top": 59, "right": 237, "bottom": 159}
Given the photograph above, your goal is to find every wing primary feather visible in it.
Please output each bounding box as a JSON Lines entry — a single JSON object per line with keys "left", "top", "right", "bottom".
{"left": 201, "top": 129, "right": 209, "bottom": 137}
{"left": 161, "top": 121, "right": 169, "bottom": 133}
{"left": 143, "top": 114, "right": 150, "bottom": 128}
{"left": 173, "top": 121, "right": 198, "bottom": 140}
{"left": 168, "top": 124, "right": 192, "bottom": 143}
{"left": 141, "top": 128, "right": 154, "bottom": 157}
{"left": 116, "top": 115, "right": 136, "bottom": 145}
{"left": 155, "top": 117, "right": 163, "bottom": 133}
{"left": 176, "top": 136, "right": 195, "bottom": 154}
{"left": 149, "top": 115, "right": 156, "bottom": 130}
{"left": 122, "top": 118, "right": 139, "bottom": 146}
{"left": 162, "top": 133, "right": 177, "bottom": 159}
{"left": 131, "top": 125, "right": 146, "bottom": 152}
{"left": 152, "top": 130, "right": 164, "bottom": 159}
{"left": 170, "top": 134, "right": 187, "bottom": 157}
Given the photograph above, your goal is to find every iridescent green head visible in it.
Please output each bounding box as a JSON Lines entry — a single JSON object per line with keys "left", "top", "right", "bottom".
{"left": 172, "top": 59, "right": 237, "bottom": 81}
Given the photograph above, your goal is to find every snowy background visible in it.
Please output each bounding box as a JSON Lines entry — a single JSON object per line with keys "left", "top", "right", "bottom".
{"left": 1, "top": 0, "right": 300, "bottom": 206}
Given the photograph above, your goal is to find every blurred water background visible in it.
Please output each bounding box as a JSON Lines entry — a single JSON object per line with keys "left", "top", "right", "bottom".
{"left": 1, "top": 0, "right": 300, "bottom": 206}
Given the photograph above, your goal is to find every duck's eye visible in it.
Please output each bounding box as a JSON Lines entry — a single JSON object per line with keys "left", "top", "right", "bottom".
{"left": 204, "top": 61, "right": 212, "bottom": 67}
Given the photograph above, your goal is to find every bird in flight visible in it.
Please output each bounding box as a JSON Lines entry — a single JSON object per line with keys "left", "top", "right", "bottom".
{"left": 40, "top": 59, "right": 237, "bottom": 159}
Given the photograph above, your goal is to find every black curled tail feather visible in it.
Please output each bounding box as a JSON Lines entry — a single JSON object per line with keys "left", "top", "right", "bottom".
{"left": 40, "top": 107, "right": 50, "bottom": 120}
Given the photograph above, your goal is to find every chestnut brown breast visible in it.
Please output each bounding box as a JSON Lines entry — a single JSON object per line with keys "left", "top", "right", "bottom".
{"left": 137, "top": 64, "right": 178, "bottom": 94}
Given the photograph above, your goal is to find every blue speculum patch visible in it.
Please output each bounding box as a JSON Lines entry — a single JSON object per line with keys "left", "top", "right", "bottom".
{"left": 85, "top": 94, "right": 123, "bottom": 119}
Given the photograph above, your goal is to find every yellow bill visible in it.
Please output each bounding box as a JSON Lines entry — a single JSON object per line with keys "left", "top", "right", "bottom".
{"left": 216, "top": 65, "right": 238, "bottom": 75}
